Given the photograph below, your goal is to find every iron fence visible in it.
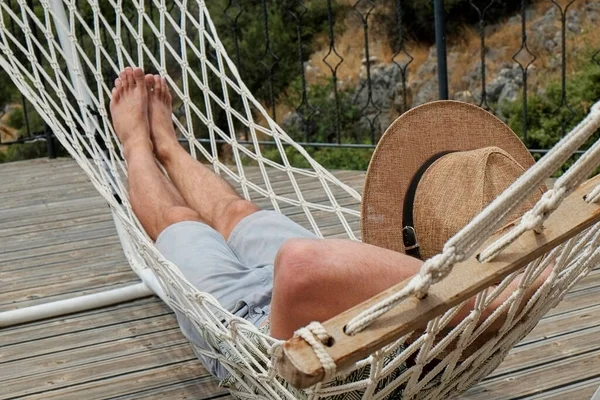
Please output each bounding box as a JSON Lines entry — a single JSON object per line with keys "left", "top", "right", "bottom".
{"left": 1, "top": 0, "right": 599, "bottom": 159}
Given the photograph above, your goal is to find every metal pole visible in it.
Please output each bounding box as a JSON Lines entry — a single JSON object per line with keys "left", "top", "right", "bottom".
{"left": 0, "top": 283, "right": 153, "bottom": 327}
{"left": 45, "top": 126, "right": 57, "bottom": 158}
{"left": 434, "top": 0, "right": 449, "bottom": 100}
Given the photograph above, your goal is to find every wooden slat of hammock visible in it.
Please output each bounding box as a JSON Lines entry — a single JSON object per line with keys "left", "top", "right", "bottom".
{"left": 274, "top": 174, "right": 600, "bottom": 389}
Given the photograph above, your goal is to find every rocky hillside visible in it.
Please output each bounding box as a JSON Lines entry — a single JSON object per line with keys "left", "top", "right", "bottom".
{"left": 283, "top": 0, "right": 600, "bottom": 136}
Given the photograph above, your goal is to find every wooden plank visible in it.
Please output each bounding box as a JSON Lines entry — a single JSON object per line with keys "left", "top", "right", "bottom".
{"left": 0, "top": 187, "right": 101, "bottom": 211}
{"left": 110, "top": 379, "right": 232, "bottom": 399}
{"left": 546, "top": 283, "right": 600, "bottom": 318}
{"left": 0, "top": 328, "right": 186, "bottom": 380}
{"left": 0, "top": 298, "right": 169, "bottom": 345}
{"left": 0, "top": 196, "right": 106, "bottom": 224}
{"left": 0, "top": 271, "right": 137, "bottom": 307}
{"left": 3, "top": 258, "right": 130, "bottom": 293}
{"left": 525, "top": 377, "right": 600, "bottom": 399}
{"left": 275, "top": 174, "right": 600, "bottom": 388}
{"left": 0, "top": 242, "right": 124, "bottom": 273}
{"left": 461, "top": 349, "right": 600, "bottom": 399}
{"left": 489, "top": 324, "right": 600, "bottom": 377}
{"left": 0, "top": 235, "right": 121, "bottom": 265}
{"left": 0, "top": 176, "right": 93, "bottom": 199}
{"left": 0, "top": 344, "right": 197, "bottom": 399}
{"left": 519, "top": 303, "right": 600, "bottom": 347}
{"left": 0, "top": 314, "right": 177, "bottom": 362}
{"left": 0, "top": 211, "right": 112, "bottom": 238}
{"left": 2, "top": 221, "right": 117, "bottom": 252}
{"left": 20, "top": 361, "right": 224, "bottom": 400}
{"left": 0, "top": 202, "right": 109, "bottom": 230}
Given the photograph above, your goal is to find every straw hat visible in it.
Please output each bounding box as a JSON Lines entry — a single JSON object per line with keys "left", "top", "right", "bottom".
{"left": 361, "top": 101, "right": 543, "bottom": 260}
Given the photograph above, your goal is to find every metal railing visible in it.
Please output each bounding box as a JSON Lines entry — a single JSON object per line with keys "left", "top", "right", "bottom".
{"left": 1, "top": 0, "right": 599, "bottom": 159}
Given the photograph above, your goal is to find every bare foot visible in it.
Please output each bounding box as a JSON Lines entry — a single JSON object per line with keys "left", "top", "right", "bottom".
{"left": 109, "top": 67, "right": 152, "bottom": 156}
{"left": 145, "top": 74, "right": 179, "bottom": 162}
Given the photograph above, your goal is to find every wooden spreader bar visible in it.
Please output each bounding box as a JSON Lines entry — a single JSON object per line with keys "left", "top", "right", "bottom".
{"left": 274, "top": 175, "right": 600, "bottom": 389}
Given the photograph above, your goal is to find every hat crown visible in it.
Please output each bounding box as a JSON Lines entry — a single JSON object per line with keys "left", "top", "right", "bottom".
{"left": 413, "top": 146, "right": 538, "bottom": 260}
{"left": 361, "top": 100, "right": 540, "bottom": 257}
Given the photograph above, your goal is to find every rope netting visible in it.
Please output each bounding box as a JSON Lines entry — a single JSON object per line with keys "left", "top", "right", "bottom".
{"left": 1, "top": 1, "right": 600, "bottom": 399}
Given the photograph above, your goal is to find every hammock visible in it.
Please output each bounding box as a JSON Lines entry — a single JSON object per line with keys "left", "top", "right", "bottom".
{"left": 1, "top": 1, "right": 600, "bottom": 398}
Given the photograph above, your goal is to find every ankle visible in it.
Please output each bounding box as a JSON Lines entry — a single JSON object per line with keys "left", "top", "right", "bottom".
{"left": 155, "top": 138, "right": 182, "bottom": 165}
{"left": 122, "top": 137, "right": 153, "bottom": 160}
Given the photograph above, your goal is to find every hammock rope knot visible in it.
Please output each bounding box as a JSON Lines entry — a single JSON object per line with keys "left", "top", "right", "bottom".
{"left": 294, "top": 321, "right": 336, "bottom": 381}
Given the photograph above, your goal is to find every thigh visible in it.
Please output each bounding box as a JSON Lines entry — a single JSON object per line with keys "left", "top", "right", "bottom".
{"left": 156, "top": 220, "right": 268, "bottom": 312}
{"left": 226, "top": 210, "right": 317, "bottom": 268}
{"left": 156, "top": 220, "right": 273, "bottom": 380}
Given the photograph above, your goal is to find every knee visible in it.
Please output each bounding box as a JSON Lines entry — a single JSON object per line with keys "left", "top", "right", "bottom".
{"left": 161, "top": 206, "right": 202, "bottom": 227}
{"left": 274, "top": 238, "right": 324, "bottom": 299}
{"left": 216, "top": 199, "right": 259, "bottom": 238}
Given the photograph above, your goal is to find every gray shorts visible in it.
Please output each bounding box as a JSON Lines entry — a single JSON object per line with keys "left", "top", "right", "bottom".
{"left": 155, "top": 210, "right": 316, "bottom": 380}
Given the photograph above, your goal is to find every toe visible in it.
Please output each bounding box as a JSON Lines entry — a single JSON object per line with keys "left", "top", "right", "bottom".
{"left": 124, "top": 67, "right": 135, "bottom": 86}
{"left": 161, "top": 77, "right": 171, "bottom": 100}
{"left": 114, "top": 77, "right": 122, "bottom": 89}
{"left": 119, "top": 70, "right": 128, "bottom": 89}
{"left": 133, "top": 67, "right": 145, "bottom": 86}
{"left": 153, "top": 75, "right": 162, "bottom": 94}
{"left": 145, "top": 74, "right": 154, "bottom": 92}
{"left": 110, "top": 87, "right": 119, "bottom": 103}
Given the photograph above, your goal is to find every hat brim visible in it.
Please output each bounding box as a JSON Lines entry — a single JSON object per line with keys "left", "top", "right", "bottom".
{"left": 361, "top": 100, "right": 535, "bottom": 253}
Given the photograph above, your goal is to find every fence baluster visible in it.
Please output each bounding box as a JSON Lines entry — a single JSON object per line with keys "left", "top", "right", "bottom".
{"left": 260, "top": 0, "right": 279, "bottom": 122}
{"left": 392, "top": 0, "right": 413, "bottom": 114}
{"left": 224, "top": 0, "right": 242, "bottom": 75}
{"left": 469, "top": 0, "right": 497, "bottom": 112}
{"left": 434, "top": 0, "right": 448, "bottom": 100}
{"left": 551, "top": 0, "right": 576, "bottom": 135}
{"left": 352, "top": 0, "right": 380, "bottom": 144}
{"left": 512, "top": 0, "right": 537, "bottom": 147}
{"left": 288, "top": 1, "right": 316, "bottom": 142}
{"left": 322, "top": 0, "right": 343, "bottom": 144}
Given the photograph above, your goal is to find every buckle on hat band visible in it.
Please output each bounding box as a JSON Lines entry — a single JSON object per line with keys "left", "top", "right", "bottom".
{"left": 402, "top": 226, "right": 421, "bottom": 259}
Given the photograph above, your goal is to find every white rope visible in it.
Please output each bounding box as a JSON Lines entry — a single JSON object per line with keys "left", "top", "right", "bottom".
{"left": 293, "top": 322, "right": 337, "bottom": 382}
{"left": 1, "top": 1, "right": 599, "bottom": 398}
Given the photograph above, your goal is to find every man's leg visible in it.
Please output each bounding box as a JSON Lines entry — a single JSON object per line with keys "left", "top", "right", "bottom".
{"left": 270, "top": 238, "right": 551, "bottom": 340}
{"left": 110, "top": 67, "right": 202, "bottom": 240}
{"left": 270, "top": 238, "right": 423, "bottom": 339}
{"left": 145, "top": 75, "right": 257, "bottom": 240}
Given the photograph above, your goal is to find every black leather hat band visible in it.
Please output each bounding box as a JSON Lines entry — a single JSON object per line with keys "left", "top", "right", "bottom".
{"left": 402, "top": 150, "right": 456, "bottom": 260}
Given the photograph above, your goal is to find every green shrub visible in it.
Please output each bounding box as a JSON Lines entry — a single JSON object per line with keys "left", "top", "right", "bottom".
{"left": 261, "top": 144, "right": 373, "bottom": 171}
{"left": 283, "top": 78, "right": 369, "bottom": 143}
{"left": 502, "top": 53, "right": 600, "bottom": 150}
{"left": 500, "top": 50, "right": 600, "bottom": 175}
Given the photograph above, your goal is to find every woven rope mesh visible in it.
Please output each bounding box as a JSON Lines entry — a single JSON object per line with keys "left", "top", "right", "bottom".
{"left": 1, "top": 1, "right": 599, "bottom": 399}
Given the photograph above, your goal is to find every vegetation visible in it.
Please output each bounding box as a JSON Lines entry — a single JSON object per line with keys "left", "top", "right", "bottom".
{"left": 1, "top": 0, "right": 598, "bottom": 173}
{"left": 501, "top": 49, "right": 600, "bottom": 172}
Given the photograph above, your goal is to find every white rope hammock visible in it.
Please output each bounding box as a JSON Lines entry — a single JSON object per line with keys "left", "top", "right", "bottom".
{"left": 1, "top": 1, "right": 600, "bottom": 398}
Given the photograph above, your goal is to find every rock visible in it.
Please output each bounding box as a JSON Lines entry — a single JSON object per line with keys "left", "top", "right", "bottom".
{"left": 353, "top": 63, "right": 407, "bottom": 133}
{"left": 412, "top": 78, "right": 438, "bottom": 106}
{"left": 418, "top": 47, "right": 438, "bottom": 78}
{"left": 544, "top": 39, "right": 557, "bottom": 52}
{"left": 566, "top": 9, "right": 581, "bottom": 33}
{"left": 453, "top": 90, "right": 475, "bottom": 103}
{"left": 486, "top": 64, "right": 524, "bottom": 104}
{"left": 281, "top": 111, "right": 306, "bottom": 135}
{"left": 362, "top": 56, "right": 380, "bottom": 66}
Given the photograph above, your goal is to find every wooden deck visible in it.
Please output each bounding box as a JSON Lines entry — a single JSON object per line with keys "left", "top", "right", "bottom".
{"left": 1, "top": 158, "right": 599, "bottom": 399}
